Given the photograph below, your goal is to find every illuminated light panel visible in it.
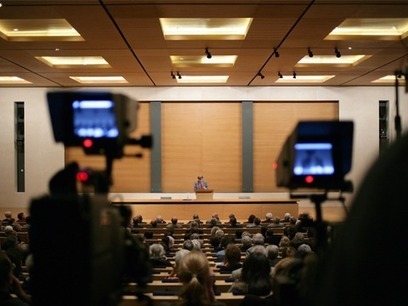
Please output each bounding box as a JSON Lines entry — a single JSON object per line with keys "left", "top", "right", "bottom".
{"left": 372, "top": 75, "right": 406, "bottom": 84}
{"left": 326, "top": 18, "right": 408, "bottom": 40}
{"left": 0, "top": 19, "right": 83, "bottom": 41}
{"left": 0, "top": 76, "right": 31, "bottom": 84}
{"left": 36, "top": 56, "right": 110, "bottom": 68}
{"left": 275, "top": 75, "right": 335, "bottom": 83}
{"left": 70, "top": 76, "right": 128, "bottom": 84}
{"left": 160, "top": 18, "right": 252, "bottom": 40}
{"left": 170, "top": 55, "right": 237, "bottom": 68}
{"left": 296, "top": 55, "right": 370, "bottom": 68}
{"left": 176, "top": 75, "right": 229, "bottom": 84}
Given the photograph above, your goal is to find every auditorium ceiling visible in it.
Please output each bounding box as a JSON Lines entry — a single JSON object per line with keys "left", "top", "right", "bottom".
{"left": 0, "top": 0, "right": 407, "bottom": 87}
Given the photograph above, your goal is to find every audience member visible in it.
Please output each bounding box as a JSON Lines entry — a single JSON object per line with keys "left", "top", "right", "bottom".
{"left": 229, "top": 252, "right": 272, "bottom": 297}
{"left": 0, "top": 253, "right": 30, "bottom": 305}
{"left": 268, "top": 217, "right": 283, "bottom": 228}
{"left": 206, "top": 213, "right": 221, "bottom": 226}
{"left": 240, "top": 236, "right": 253, "bottom": 252}
{"left": 262, "top": 212, "right": 273, "bottom": 223}
{"left": 161, "top": 235, "right": 176, "bottom": 255}
{"left": 290, "top": 232, "right": 306, "bottom": 249}
{"left": 149, "top": 243, "right": 173, "bottom": 268}
{"left": 168, "top": 249, "right": 191, "bottom": 278}
{"left": 282, "top": 212, "right": 292, "bottom": 223}
{"left": 215, "top": 235, "right": 235, "bottom": 262}
{"left": 265, "top": 245, "right": 280, "bottom": 267}
{"left": 177, "top": 251, "right": 225, "bottom": 306}
{"left": 226, "top": 216, "right": 241, "bottom": 228}
{"left": 246, "top": 217, "right": 261, "bottom": 228}
{"left": 166, "top": 217, "right": 182, "bottom": 230}
{"left": 264, "top": 228, "right": 281, "bottom": 246}
{"left": 2, "top": 211, "right": 13, "bottom": 225}
{"left": 246, "top": 233, "right": 265, "bottom": 254}
{"left": 217, "top": 244, "right": 242, "bottom": 273}
{"left": 16, "top": 213, "right": 26, "bottom": 224}
{"left": 246, "top": 214, "right": 256, "bottom": 224}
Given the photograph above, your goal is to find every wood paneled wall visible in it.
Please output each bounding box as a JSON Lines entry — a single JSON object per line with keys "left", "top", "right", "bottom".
{"left": 162, "top": 102, "right": 242, "bottom": 192}
{"left": 66, "top": 101, "right": 338, "bottom": 193}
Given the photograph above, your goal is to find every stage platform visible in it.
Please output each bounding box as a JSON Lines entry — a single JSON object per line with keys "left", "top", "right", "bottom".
{"left": 111, "top": 199, "right": 298, "bottom": 221}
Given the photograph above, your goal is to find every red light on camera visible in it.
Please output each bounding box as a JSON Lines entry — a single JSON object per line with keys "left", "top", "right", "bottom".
{"left": 305, "top": 175, "right": 314, "bottom": 184}
{"left": 83, "top": 139, "right": 93, "bottom": 148}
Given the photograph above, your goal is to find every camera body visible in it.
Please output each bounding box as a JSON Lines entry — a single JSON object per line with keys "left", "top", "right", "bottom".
{"left": 275, "top": 121, "right": 353, "bottom": 191}
{"left": 47, "top": 91, "right": 138, "bottom": 156}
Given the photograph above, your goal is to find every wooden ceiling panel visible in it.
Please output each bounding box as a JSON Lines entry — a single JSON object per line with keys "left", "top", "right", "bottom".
{"left": 0, "top": 0, "right": 405, "bottom": 87}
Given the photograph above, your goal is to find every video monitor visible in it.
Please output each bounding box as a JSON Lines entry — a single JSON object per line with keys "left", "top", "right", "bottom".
{"left": 275, "top": 121, "right": 353, "bottom": 191}
{"left": 293, "top": 143, "right": 334, "bottom": 176}
{"left": 72, "top": 99, "right": 119, "bottom": 139}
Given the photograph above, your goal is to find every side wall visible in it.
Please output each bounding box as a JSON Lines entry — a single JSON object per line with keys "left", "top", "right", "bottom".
{"left": 0, "top": 86, "right": 407, "bottom": 213}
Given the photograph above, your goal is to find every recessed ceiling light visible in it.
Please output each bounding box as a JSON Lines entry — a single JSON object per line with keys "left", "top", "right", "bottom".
{"left": 176, "top": 75, "right": 229, "bottom": 84}
{"left": 36, "top": 56, "right": 110, "bottom": 68}
{"left": 0, "top": 19, "right": 83, "bottom": 41}
{"left": 0, "top": 76, "right": 31, "bottom": 84}
{"left": 160, "top": 18, "right": 252, "bottom": 40}
{"left": 296, "top": 55, "right": 370, "bottom": 67}
{"left": 326, "top": 18, "right": 408, "bottom": 40}
{"left": 275, "top": 75, "right": 335, "bottom": 83}
{"left": 170, "top": 55, "right": 237, "bottom": 68}
{"left": 372, "top": 75, "right": 406, "bottom": 84}
{"left": 69, "top": 76, "right": 128, "bottom": 84}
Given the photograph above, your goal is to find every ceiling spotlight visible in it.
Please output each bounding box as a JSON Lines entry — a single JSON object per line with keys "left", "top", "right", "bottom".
{"left": 171, "top": 71, "right": 176, "bottom": 79}
{"left": 293, "top": 71, "right": 297, "bottom": 79}
{"left": 205, "top": 48, "right": 212, "bottom": 59}
{"left": 274, "top": 48, "right": 280, "bottom": 58}
{"left": 177, "top": 71, "right": 181, "bottom": 79}
{"left": 335, "top": 47, "right": 341, "bottom": 58}
{"left": 258, "top": 72, "right": 265, "bottom": 79}
{"left": 308, "top": 48, "right": 314, "bottom": 57}
{"left": 278, "top": 71, "right": 283, "bottom": 78}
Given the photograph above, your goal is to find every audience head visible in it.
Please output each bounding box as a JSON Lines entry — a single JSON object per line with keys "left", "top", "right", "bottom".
{"left": 178, "top": 251, "right": 214, "bottom": 306}
{"left": 241, "top": 236, "right": 253, "bottom": 249}
{"left": 241, "top": 252, "right": 272, "bottom": 296}
{"left": 252, "top": 233, "right": 265, "bottom": 245}
{"left": 224, "top": 244, "right": 241, "bottom": 266}
{"left": 183, "top": 240, "right": 194, "bottom": 251}
{"left": 266, "top": 245, "right": 279, "bottom": 261}
{"left": 4, "top": 211, "right": 12, "bottom": 219}
{"left": 215, "top": 229, "right": 224, "bottom": 239}
{"left": 17, "top": 212, "right": 25, "bottom": 221}
{"left": 174, "top": 249, "right": 191, "bottom": 273}
{"left": 250, "top": 245, "right": 267, "bottom": 256}
{"left": 247, "top": 214, "right": 256, "bottom": 223}
{"left": 283, "top": 212, "right": 292, "bottom": 221}
{"left": 254, "top": 217, "right": 261, "bottom": 226}
{"left": 149, "top": 243, "right": 166, "bottom": 260}
{"left": 210, "top": 226, "right": 220, "bottom": 237}
{"left": 171, "top": 217, "right": 178, "bottom": 225}
{"left": 265, "top": 212, "right": 273, "bottom": 221}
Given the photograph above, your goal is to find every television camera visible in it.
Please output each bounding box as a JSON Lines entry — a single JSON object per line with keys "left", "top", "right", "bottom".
{"left": 275, "top": 120, "right": 353, "bottom": 192}
{"left": 29, "top": 91, "right": 153, "bottom": 306}
{"left": 47, "top": 90, "right": 152, "bottom": 188}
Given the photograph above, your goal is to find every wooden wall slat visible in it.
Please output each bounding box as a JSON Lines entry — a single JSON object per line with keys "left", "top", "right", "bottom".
{"left": 162, "top": 102, "right": 241, "bottom": 192}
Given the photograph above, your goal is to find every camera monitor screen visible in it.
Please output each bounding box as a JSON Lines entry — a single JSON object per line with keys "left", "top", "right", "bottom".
{"left": 72, "top": 99, "right": 119, "bottom": 139}
{"left": 293, "top": 143, "right": 334, "bottom": 176}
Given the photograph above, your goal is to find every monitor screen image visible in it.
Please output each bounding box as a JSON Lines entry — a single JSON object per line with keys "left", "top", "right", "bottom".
{"left": 293, "top": 143, "right": 334, "bottom": 175}
{"left": 72, "top": 99, "right": 119, "bottom": 139}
